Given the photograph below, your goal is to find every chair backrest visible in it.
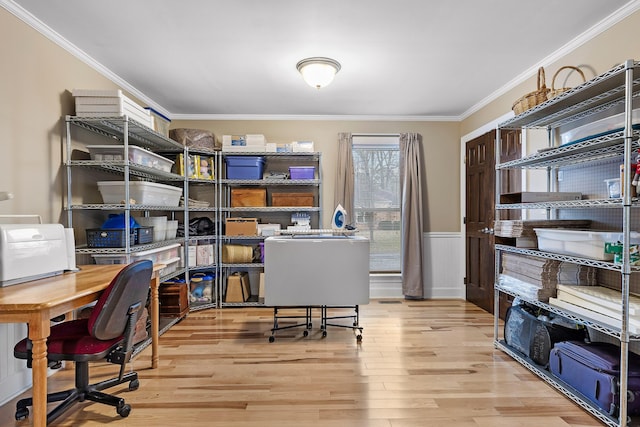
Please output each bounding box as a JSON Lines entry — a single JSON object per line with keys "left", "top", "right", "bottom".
{"left": 88, "top": 260, "right": 153, "bottom": 341}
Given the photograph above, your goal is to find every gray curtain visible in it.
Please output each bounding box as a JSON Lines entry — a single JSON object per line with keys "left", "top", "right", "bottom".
{"left": 400, "top": 133, "right": 424, "bottom": 299}
{"left": 334, "top": 132, "right": 355, "bottom": 225}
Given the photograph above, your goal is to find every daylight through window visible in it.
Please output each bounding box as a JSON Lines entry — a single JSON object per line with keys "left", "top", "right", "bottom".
{"left": 352, "top": 135, "right": 401, "bottom": 273}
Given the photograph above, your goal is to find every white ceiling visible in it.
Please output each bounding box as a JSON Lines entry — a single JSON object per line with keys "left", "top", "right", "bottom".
{"left": 4, "top": 0, "right": 637, "bottom": 119}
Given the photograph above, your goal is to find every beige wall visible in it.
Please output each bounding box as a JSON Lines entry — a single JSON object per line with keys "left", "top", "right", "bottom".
{"left": 172, "top": 120, "right": 460, "bottom": 231}
{"left": 0, "top": 9, "right": 122, "bottom": 223}
{"left": 461, "top": 9, "right": 640, "bottom": 136}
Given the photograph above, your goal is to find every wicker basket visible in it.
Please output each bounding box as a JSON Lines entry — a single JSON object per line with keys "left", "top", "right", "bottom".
{"left": 547, "top": 66, "right": 586, "bottom": 100}
{"left": 512, "top": 67, "right": 550, "bottom": 115}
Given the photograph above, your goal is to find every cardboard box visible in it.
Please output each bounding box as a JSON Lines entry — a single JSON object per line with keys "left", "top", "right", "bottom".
{"left": 226, "top": 217, "right": 258, "bottom": 236}
{"left": 231, "top": 188, "right": 266, "bottom": 207}
{"left": 271, "top": 192, "right": 314, "bottom": 207}
{"left": 259, "top": 272, "right": 265, "bottom": 304}
{"left": 225, "top": 272, "right": 251, "bottom": 302}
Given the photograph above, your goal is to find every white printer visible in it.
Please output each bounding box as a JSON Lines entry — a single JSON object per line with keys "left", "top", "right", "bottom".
{"left": 0, "top": 223, "right": 71, "bottom": 287}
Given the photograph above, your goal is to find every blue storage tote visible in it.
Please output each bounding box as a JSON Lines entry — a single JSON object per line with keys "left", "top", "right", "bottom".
{"left": 225, "top": 156, "right": 265, "bottom": 180}
{"left": 289, "top": 166, "right": 315, "bottom": 180}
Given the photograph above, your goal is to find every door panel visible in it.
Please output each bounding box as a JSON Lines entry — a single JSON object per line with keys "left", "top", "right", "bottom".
{"left": 465, "top": 129, "right": 521, "bottom": 316}
{"left": 465, "top": 131, "right": 495, "bottom": 313}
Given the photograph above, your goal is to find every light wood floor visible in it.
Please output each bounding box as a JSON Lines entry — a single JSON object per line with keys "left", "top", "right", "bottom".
{"left": 0, "top": 299, "right": 602, "bottom": 427}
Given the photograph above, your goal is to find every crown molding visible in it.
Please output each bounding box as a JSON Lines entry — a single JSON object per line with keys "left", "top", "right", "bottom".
{"left": 0, "top": 0, "right": 171, "bottom": 118}
{"left": 461, "top": 0, "right": 640, "bottom": 120}
{"left": 169, "top": 114, "right": 461, "bottom": 122}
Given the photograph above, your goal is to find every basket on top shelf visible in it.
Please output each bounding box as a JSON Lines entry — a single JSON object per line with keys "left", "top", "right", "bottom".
{"left": 547, "top": 65, "right": 586, "bottom": 100}
{"left": 512, "top": 67, "right": 550, "bottom": 115}
{"left": 512, "top": 66, "right": 586, "bottom": 115}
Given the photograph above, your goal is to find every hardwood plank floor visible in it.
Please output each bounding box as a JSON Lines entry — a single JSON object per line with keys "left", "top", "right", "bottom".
{"left": 0, "top": 299, "right": 602, "bottom": 426}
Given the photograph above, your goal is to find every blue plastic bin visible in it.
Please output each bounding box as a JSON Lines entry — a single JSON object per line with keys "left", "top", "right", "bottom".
{"left": 226, "top": 156, "right": 265, "bottom": 180}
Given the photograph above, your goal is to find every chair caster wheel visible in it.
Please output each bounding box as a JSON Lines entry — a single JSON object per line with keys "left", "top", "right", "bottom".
{"left": 303, "top": 330, "right": 309, "bottom": 337}
{"left": 269, "top": 336, "right": 275, "bottom": 343}
{"left": 117, "top": 403, "right": 131, "bottom": 417}
{"left": 356, "top": 334, "right": 363, "bottom": 342}
{"left": 129, "top": 378, "right": 140, "bottom": 391}
{"left": 15, "top": 407, "right": 29, "bottom": 420}
{"left": 322, "top": 331, "right": 327, "bottom": 338}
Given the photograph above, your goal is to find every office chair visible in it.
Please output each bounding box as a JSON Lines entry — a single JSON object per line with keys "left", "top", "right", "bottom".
{"left": 13, "top": 259, "right": 153, "bottom": 424}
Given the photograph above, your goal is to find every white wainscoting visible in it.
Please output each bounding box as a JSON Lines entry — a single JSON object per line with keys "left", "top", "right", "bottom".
{"left": 423, "top": 232, "right": 465, "bottom": 299}
{"left": 0, "top": 323, "right": 31, "bottom": 406}
{"left": 369, "top": 232, "right": 465, "bottom": 299}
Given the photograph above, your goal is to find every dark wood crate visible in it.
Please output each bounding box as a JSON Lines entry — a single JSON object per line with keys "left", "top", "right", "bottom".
{"left": 159, "top": 282, "right": 189, "bottom": 319}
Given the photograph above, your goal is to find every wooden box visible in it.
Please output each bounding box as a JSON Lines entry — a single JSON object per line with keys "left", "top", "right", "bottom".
{"left": 159, "top": 282, "right": 189, "bottom": 318}
{"left": 271, "top": 192, "right": 314, "bottom": 207}
{"left": 230, "top": 188, "right": 266, "bottom": 207}
{"left": 499, "top": 192, "right": 582, "bottom": 204}
{"left": 225, "top": 272, "right": 251, "bottom": 302}
{"left": 225, "top": 217, "right": 258, "bottom": 236}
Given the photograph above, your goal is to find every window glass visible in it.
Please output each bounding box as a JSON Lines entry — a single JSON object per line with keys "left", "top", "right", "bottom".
{"left": 352, "top": 135, "right": 401, "bottom": 273}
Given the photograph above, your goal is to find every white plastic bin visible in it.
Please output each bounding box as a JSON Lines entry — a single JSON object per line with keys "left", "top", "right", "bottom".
{"left": 97, "top": 181, "right": 182, "bottom": 206}
{"left": 135, "top": 216, "right": 168, "bottom": 241}
{"left": 534, "top": 228, "right": 640, "bottom": 260}
{"left": 166, "top": 220, "right": 179, "bottom": 240}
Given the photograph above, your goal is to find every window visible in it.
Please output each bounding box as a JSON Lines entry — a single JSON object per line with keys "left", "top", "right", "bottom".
{"left": 352, "top": 135, "right": 401, "bottom": 273}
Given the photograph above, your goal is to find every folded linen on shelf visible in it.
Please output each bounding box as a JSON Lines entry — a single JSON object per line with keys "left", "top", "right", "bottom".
{"left": 548, "top": 284, "right": 640, "bottom": 333}
{"left": 498, "top": 274, "right": 556, "bottom": 302}
{"left": 549, "top": 297, "right": 640, "bottom": 334}
{"left": 179, "top": 196, "right": 210, "bottom": 208}
{"left": 556, "top": 284, "right": 640, "bottom": 316}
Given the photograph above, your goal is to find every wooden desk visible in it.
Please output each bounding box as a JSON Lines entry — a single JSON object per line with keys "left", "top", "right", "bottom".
{"left": 0, "top": 264, "right": 161, "bottom": 427}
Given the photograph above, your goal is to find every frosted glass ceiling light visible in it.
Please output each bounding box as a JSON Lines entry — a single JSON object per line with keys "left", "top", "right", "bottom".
{"left": 296, "top": 57, "right": 341, "bottom": 89}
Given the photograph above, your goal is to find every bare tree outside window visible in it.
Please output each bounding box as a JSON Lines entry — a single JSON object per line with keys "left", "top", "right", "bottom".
{"left": 353, "top": 136, "right": 401, "bottom": 273}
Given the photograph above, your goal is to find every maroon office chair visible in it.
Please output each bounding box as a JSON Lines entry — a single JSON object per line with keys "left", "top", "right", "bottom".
{"left": 13, "top": 259, "right": 153, "bottom": 424}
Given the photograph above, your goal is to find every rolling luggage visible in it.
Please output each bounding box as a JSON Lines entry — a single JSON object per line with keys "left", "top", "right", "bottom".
{"left": 504, "top": 304, "right": 586, "bottom": 367}
{"left": 549, "top": 341, "right": 640, "bottom": 416}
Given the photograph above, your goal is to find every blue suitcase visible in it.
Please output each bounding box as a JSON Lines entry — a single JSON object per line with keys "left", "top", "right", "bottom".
{"left": 549, "top": 341, "right": 640, "bottom": 416}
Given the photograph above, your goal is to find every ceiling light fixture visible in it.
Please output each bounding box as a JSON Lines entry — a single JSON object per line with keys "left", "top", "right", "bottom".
{"left": 296, "top": 57, "right": 341, "bottom": 89}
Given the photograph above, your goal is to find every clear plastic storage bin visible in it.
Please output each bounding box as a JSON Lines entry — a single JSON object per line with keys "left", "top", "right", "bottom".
{"left": 87, "top": 145, "right": 174, "bottom": 172}
{"left": 97, "top": 181, "right": 182, "bottom": 206}
{"left": 534, "top": 228, "right": 640, "bottom": 261}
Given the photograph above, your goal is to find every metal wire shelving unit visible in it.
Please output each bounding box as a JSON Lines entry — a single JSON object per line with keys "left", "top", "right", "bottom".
{"left": 64, "top": 115, "right": 218, "bottom": 322}
{"left": 494, "top": 60, "right": 640, "bottom": 427}
{"left": 218, "top": 151, "right": 323, "bottom": 308}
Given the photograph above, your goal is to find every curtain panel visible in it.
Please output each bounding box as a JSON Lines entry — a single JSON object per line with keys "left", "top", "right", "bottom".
{"left": 334, "top": 132, "right": 355, "bottom": 223}
{"left": 400, "top": 133, "right": 425, "bottom": 299}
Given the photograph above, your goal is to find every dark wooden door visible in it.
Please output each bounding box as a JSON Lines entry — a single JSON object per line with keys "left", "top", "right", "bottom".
{"left": 465, "top": 129, "right": 522, "bottom": 315}
{"left": 465, "top": 131, "right": 496, "bottom": 313}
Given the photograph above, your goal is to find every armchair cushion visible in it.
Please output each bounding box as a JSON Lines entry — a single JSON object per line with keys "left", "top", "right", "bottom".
{"left": 14, "top": 318, "right": 123, "bottom": 362}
